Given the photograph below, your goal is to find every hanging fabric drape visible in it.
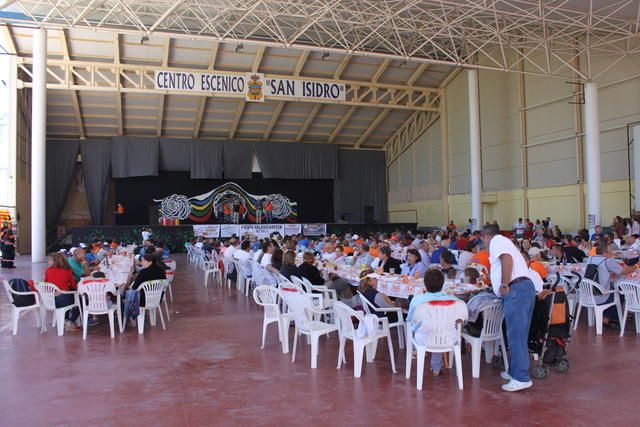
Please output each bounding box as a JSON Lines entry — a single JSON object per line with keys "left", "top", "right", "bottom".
{"left": 333, "top": 149, "right": 388, "bottom": 223}
{"left": 46, "top": 139, "right": 80, "bottom": 230}
{"left": 253, "top": 142, "right": 338, "bottom": 179}
{"left": 222, "top": 141, "right": 253, "bottom": 179}
{"left": 159, "top": 138, "right": 191, "bottom": 171}
{"left": 80, "top": 139, "right": 111, "bottom": 225}
{"left": 190, "top": 140, "right": 224, "bottom": 178}
{"left": 111, "top": 136, "right": 159, "bottom": 178}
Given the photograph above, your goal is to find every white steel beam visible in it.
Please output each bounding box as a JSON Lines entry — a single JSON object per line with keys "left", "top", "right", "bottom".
{"left": 6, "top": 0, "right": 638, "bottom": 78}
{"left": 16, "top": 57, "right": 439, "bottom": 111}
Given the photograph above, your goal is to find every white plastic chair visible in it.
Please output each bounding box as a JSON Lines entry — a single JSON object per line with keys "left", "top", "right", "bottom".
{"left": 233, "top": 261, "right": 252, "bottom": 296}
{"left": 163, "top": 259, "right": 176, "bottom": 302}
{"left": 357, "top": 291, "right": 406, "bottom": 349}
{"left": 204, "top": 251, "right": 222, "bottom": 288}
{"left": 616, "top": 281, "right": 640, "bottom": 337}
{"left": 573, "top": 278, "right": 622, "bottom": 335}
{"left": 461, "top": 302, "right": 508, "bottom": 378}
{"left": 405, "top": 304, "right": 464, "bottom": 390}
{"left": 333, "top": 301, "right": 396, "bottom": 377}
{"left": 252, "top": 285, "right": 294, "bottom": 352}
{"left": 136, "top": 279, "right": 168, "bottom": 334}
{"left": 77, "top": 279, "right": 119, "bottom": 340}
{"left": 290, "top": 275, "right": 324, "bottom": 309}
{"left": 35, "top": 282, "right": 82, "bottom": 336}
{"left": 282, "top": 290, "right": 337, "bottom": 369}
{"left": 2, "top": 275, "right": 42, "bottom": 335}
{"left": 300, "top": 276, "right": 338, "bottom": 310}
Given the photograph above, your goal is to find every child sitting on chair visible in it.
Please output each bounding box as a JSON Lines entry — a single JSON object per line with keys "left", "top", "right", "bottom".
{"left": 407, "top": 269, "right": 468, "bottom": 376}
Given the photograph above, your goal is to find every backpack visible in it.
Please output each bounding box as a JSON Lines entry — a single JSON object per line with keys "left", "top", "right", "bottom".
{"left": 584, "top": 257, "right": 607, "bottom": 284}
{"left": 9, "top": 278, "right": 36, "bottom": 307}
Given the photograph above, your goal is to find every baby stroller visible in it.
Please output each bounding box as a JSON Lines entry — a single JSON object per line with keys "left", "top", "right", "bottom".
{"left": 528, "top": 275, "right": 571, "bottom": 379}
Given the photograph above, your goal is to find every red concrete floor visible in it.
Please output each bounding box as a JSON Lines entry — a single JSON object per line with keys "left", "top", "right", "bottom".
{"left": 1, "top": 254, "right": 639, "bottom": 427}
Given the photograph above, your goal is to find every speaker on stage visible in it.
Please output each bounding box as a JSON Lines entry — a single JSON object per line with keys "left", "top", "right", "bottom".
{"left": 364, "top": 206, "right": 374, "bottom": 223}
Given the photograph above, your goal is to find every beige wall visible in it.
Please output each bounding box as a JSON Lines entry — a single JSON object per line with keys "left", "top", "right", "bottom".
{"left": 388, "top": 50, "right": 640, "bottom": 231}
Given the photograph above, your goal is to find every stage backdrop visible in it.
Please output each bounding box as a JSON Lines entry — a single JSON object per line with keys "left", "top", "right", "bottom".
{"left": 115, "top": 172, "right": 334, "bottom": 225}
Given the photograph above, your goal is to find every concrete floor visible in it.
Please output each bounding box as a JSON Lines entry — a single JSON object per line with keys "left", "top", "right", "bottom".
{"left": 0, "top": 254, "right": 639, "bottom": 426}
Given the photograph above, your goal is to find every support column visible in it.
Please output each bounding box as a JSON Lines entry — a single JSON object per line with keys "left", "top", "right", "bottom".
{"left": 31, "top": 28, "right": 47, "bottom": 262}
{"left": 468, "top": 69, "right": 482, "bottom": 230}
{"left": 584, "top": 82, "right": 601, "bottom": 233}
{"left": 633, "top": 125, "right": 640, "bottom": 212}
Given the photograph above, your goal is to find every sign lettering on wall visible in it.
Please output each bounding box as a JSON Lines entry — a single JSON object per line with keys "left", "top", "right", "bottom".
{"left": 239, "top": 224, "right": 285, "bottom": 239}
{"left": 154, "top": 71, "right": 345, "bottom": 102}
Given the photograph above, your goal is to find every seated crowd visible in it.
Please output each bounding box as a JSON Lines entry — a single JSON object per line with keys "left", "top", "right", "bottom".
{"left": 20, "top": 237, "right": 173, "bottom": 332}
{"left": 189, "top": 213, "right": 640, "bottom": 336}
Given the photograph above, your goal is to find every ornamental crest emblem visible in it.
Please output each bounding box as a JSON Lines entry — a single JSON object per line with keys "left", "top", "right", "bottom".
{"left": 246, "top": 73, "right": 264, "bottom": 102}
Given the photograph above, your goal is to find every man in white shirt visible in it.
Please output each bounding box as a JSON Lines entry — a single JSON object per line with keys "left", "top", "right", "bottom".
{"left": 513, "top": 218, "right": 526, "bottom": 239}
{"left": 233, "top": 240, "right": 253, "bottom": 277}
{"left": 482, "top": 224, "right": 535, "bottom": 392}
{"left": 418, "top": 240, "right": 432, "bottom": 267}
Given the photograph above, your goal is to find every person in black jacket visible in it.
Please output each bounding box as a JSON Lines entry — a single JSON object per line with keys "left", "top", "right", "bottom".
{"left": 131, "top": 253, "right": 166, "bottom": 306}
{"left": 279, "top": 250, "right": 298, "bottom": 279}
{"left": 376, "top": 246, "right": 402, "bottom": 273}
{"left": 295, "top": 252, "right": 324, "bottom": 286}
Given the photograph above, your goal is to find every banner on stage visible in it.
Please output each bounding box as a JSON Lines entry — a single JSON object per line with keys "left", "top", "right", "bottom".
{"left": 220, "top": 224, "right": 240, "bottom": 238}
{"left": 303, "top": 223, "right": 326, "bottom": 236}
{"left": 192, "top": 224, "right": 220, "bottom": 238}
{"left": 284, "top": 224, "right": 302, "bottom": 236}
{"left": 154, "top": 71, "right": 345, "bottom": 102}
{"left": 239, "top": 224, "right": 285, "bottom": 239}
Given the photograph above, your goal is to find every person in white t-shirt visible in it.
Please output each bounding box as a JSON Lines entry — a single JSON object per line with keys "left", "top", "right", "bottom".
{"left": 260, "top": 240, "right": 275, "bottom": 267}
{"left": 513, "top": 218, "right": 526, "bottom": 239}
{"left": 223, "top": 239, "right": 237, "bottom": 261}
{"left": 482, "top": 224, "right": 535, "bottom": 393}
{"left": 233, "top": 240, "right": 253, "bottom": 277}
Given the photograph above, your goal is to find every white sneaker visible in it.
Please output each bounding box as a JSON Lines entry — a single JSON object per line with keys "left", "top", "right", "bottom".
{"left": 501, "top": 379, "right": 533, "bottom": 392}
{"left": 500, "top": 371, "right": 512, "bottom": 381}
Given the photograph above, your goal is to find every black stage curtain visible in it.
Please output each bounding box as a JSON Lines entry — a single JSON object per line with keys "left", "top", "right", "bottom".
{"left": 223, "top": 141, "right": 253, "bottom": 179}
{"left": 80, "top": 139, "right": 112, "bottom": 225}
{"left": 253, "top": 142, "right": 338, "bottom": 179}
{"left": 190, "top": 140, "right": 224, "bottom": 179}
{"left": 50, "top": 137, "right": 385, "bottom": 227}
{"left": 334, "top": 149, "right": 388, "bottom": 223}
{"left": 115, "top": 172, "right": 334, "bottom": 224}
{"left": 111, "top": 136, "right": 159, "bottom": 178}
{"left": 159, "top": 138, "right": 191, "bottom": 171}
{"left": 46, "top": 139, "right": 80, "bottom": 230}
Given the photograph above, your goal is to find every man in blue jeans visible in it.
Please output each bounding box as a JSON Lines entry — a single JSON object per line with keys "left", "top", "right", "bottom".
{"left": 482, "top": 224, "right": 535, "bottom": 392}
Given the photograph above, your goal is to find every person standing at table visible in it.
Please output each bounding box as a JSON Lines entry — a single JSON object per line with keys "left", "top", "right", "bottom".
{"left": 482, "top": 224, "right": 535, "bottom": 392}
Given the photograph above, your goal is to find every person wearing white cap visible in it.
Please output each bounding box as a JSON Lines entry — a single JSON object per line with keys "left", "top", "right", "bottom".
{"left": 357, "top": 269, "right": 400, "bottom": 322}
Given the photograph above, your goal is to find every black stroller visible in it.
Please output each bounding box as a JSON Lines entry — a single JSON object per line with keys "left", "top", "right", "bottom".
{"left": 528, "top": 274, "right": 572, "bottom": 379}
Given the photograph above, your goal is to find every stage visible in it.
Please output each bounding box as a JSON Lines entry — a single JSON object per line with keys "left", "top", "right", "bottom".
{"left": 70, "top": 223, "right": 418, "bottom": 252}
